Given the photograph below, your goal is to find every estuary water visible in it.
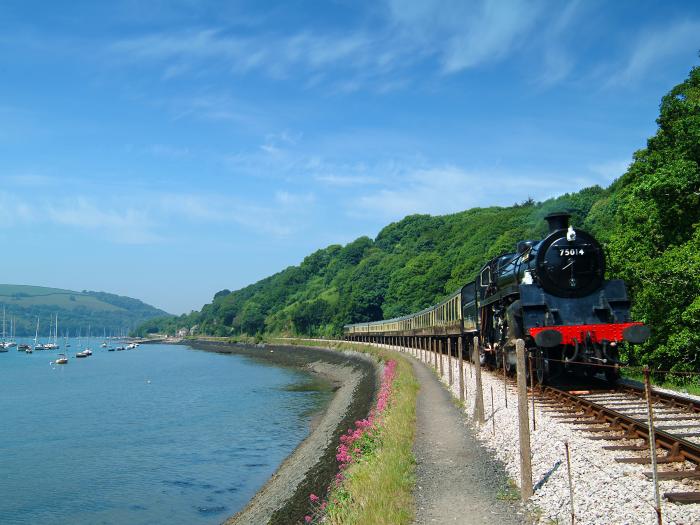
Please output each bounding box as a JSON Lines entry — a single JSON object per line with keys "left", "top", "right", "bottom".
{"left": 0, "top": 342, "right": 330, "bottom": 525}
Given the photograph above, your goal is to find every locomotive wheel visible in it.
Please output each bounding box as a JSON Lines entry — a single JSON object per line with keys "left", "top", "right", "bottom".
{"left": 504, "top": 349, "right": 515, "bottom": 375}
{"left": 605, "top": 366, "right": 620, "bottom": 385}
{"left": 584, "top": 366, "right": 598, "bottom": 379}
{"left": 535, "top": 348, "right": 550, "bottom": 385}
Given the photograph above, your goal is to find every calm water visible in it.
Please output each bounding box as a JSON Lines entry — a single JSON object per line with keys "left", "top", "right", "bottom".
{"left": 0, "top": 341, "right": 329, "bottom": 524}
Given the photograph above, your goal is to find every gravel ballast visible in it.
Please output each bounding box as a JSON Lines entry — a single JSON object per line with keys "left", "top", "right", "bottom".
{"left": 379, "top": 342, "right": 700, "bottom": 525}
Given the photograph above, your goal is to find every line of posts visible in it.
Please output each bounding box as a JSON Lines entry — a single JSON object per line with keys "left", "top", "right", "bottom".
{"left": 348, "top": 334, "right": 667, "bottom": 524}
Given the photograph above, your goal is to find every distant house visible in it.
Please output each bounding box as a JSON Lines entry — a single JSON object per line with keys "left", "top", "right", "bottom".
{"left": 189, "top": 325, "right": 199, "bottom": 335}
{"left": 177, "top": 328, "right": 188, "bottom": 338}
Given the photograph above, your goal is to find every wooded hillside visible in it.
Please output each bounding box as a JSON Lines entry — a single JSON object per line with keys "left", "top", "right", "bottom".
{"left": 137, "top": 65, "right": 700, "bottom": 373}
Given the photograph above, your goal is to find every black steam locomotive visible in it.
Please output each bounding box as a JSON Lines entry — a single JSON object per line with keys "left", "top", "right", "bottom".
{"left": 344, "top": 212, "right": 649, "bottom": 385}
{"left": 468, "top": 212, "right": 649, "bottom": 384}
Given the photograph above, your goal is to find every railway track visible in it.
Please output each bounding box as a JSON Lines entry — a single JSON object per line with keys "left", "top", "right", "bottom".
{"left": 538, "top": 383, "right": 700, "bottom": 504}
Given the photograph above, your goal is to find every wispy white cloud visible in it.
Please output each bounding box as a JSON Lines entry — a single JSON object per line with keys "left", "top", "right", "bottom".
{"left": 0, "top": 185, "right": 317, "bottom": 244}
{"left": 274, "top": 190, "right": 314, "bottom": 206}
{"left": 387, "top": 0, "right": 543, "bottom": 72}
{"left": 110, "top": 28, "right": 382, "bottom": 81}
{"left": 0, "top": 173, "right": 59, "bottom": 187}
{"left": 314, "top": 174, "right": 379, "bottom": 187}
{"left": 107, "top": 0, "right": 586, "bottom": 90}
{"left": 351, "top": 164, "right": 603, "bottom": 220}
{"left": 47, "top": 198, "right": 161, "bottom": 244}
{"left": 588, "top": 158, "right": 630, "bottom": 182}
{"left": 0, "top": 191, "right": 35, "bottom": 225}
{"left": 606, "top": 20, "right": 700, "bottom": 87}
{"left": 0, "top": 191, "right": 159, "bottom": 244}
{"left": 532, "top": 0, "right": 583, "bottom": 86}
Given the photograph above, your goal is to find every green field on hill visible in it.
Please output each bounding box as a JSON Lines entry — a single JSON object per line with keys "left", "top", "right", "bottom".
{"left": 0, "top": 284, "right": 169, "bottom": 336}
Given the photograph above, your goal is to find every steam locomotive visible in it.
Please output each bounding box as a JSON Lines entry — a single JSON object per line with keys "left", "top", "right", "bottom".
{"left": 344, "top": 212, "right": 650, "bottom": 384}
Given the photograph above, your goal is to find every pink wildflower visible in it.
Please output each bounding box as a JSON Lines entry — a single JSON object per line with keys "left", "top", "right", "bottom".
{"left": 310, "top": 494, "right": 319, "bottom": 503}
{"left": 304, "top": 516, "right": 312, "bottom": 523}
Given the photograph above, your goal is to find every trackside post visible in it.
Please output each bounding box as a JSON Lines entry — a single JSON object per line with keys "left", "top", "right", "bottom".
{"left": 516, "top": 338, "right": 533, "bottom": 499}
{"left": 458, "top": 336, "right": 465, "bottom": 402}
{"left": 472, "top": 336, "right": 485, "bottom": 423}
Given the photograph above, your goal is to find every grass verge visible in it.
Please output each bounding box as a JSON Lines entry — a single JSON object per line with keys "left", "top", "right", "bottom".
{"left": 622, "top": 370, "right": 700, "bottom": 396}
{"left": 273, "top": 338, "right": 419, "bottom": 525}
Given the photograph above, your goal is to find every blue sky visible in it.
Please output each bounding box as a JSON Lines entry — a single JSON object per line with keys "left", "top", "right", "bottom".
{"left": 1, "top": 0, "right": 699, "bottom": 314}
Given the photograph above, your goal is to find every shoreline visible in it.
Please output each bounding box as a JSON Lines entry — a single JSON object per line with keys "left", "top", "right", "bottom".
{"left": 187, "top": 340, "right": 380, "bottom": 525}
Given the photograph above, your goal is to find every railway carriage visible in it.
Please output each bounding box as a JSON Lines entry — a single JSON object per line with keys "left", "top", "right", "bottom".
{"left": 344, "top": 212, "right": 650, "bottom": 385}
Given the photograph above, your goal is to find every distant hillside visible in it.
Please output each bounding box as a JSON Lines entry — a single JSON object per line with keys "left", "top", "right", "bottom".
{"left": 0, "top": 284, "right": 170, "bottom": 336}
{"left": 138, "top": 64, "right": 700, "bottom": 374}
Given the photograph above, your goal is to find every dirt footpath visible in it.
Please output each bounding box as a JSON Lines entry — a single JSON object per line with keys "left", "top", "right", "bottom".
{"left": 412, "top": 359, "right": 527, "bottom": 524}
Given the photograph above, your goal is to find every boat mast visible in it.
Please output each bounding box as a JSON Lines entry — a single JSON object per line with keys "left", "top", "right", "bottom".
{"left": 34, "top": 317, "right": 39, "bottom": 346}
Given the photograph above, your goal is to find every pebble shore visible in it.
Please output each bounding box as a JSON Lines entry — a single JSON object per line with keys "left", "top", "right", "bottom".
{"left": 189, "top": 341, "right": 379, "bottom": 525}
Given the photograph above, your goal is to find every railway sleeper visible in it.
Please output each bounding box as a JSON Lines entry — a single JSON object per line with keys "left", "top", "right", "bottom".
{"left": 664, "top": 492, "right": 700, "bottom": 504}
{"left": 580, "top": 426, "right": 622, "bottom": 433}
{"left": 616, "top": 455, "right": 685, "bottom": 465}
{"left": 644, "top": 470, "right": 700, "bottom": 481}
{"left": 603, "top": 444, "right": 650, "bottom": 451}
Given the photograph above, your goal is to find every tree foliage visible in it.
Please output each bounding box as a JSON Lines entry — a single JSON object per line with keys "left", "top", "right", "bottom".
{"left": 139, "top": 65, "right": 700, "bottom": 373}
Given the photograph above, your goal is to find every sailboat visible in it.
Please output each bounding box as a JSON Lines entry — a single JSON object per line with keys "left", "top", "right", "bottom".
{"left": 52, "top": 315, "right": 60, "bottom": 349}
{"left": 44, "top": 315, "right": 59, "bottom": 350}
{"left": 33, "top": 317, "right": 45, "bottom": 351}
{"left": 7, "top": 316, "right": 17, "bottom": 348}
{"left": 18, "top": 321, "right": 31, "bottom": 350}
{"left": 101, "top": 327, "right": 107, "bottom": 348}
{"left": 0, "top": 307, "right": 8, "bottom": 351}
{"left": 83, "top": 325, "right": 92, "bottom": 356}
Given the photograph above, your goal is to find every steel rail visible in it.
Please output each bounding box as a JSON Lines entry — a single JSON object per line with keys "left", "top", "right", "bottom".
{"left": 542, "top": 386, "right": 700, "bottom": 466}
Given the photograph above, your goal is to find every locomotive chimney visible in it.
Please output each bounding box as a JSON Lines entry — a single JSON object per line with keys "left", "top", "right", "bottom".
{"left": 545, "top": 212, "right": 571, "bottom": 233}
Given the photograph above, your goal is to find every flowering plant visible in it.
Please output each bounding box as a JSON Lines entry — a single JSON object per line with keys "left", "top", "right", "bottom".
{"left": 303, "top": 359, "right": 397, "bottom": 524}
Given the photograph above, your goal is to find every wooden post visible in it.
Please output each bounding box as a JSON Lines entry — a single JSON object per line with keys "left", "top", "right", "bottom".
{"left": 432, "top": 337, "right": 438, "bottom": 369}
{"left": 458, "top": 336, "right": 465, "bottom": 402}
{"left": 490, "top": 384, "right": 495, "bottom": 435}
{"left": 644, "top": 367, "right": 663, "bottom": 525}
{"left": 503, "top": 350, "right": 508, "bottom": 408}
{"left": 565, "top": 441, "right": 575, "bottom": 525}
{"left": 472, "top": 336, "right": 485, "bottom": 423}
{"left": 448, "top": 337, "right": 453, "bottom": 386}
{"left": 516, "top": 338, "right": 533, "bottom": 500}
{"left": 439, "top": 339, "right": 444, "bottom": 376}
{"left": 529, "top": 355, "right": 537, "bottom": 432}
